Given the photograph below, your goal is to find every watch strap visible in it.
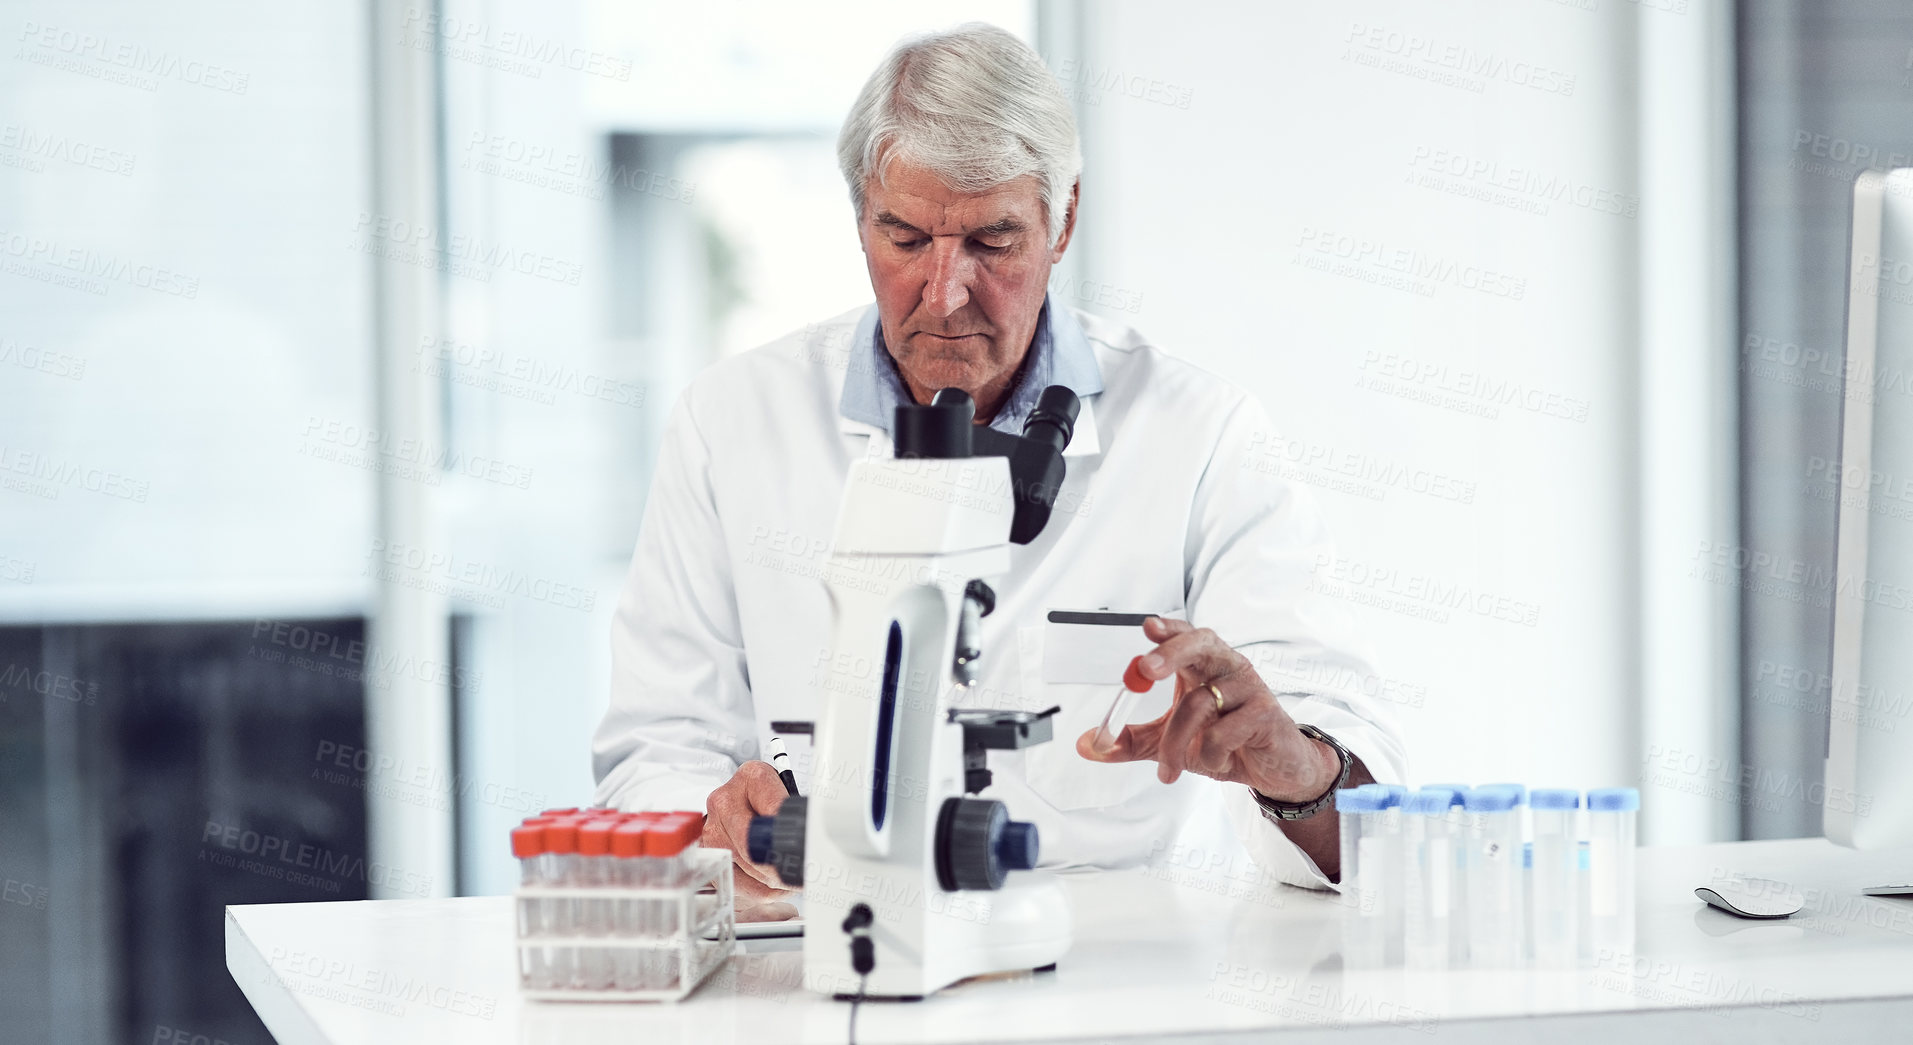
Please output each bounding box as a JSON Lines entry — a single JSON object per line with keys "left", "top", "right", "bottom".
{"left": 1249, "top": 724, "right": 1352, "bottom": 822}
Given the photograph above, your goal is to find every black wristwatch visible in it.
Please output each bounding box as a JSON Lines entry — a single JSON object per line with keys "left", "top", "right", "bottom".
{"left": 1248, "top": 724, "right": 1353, "bottom": 822}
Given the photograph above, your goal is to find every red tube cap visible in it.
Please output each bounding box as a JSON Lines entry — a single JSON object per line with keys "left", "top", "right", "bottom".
{"left": 646, "top": 814, "right": 701, "bottom": 857}
{"left": 611, "top": 815, "right": 654, "bottom": 857}
{"left": 672, "top": 811, "right": 706, "bottom": 835}
{"left": 510, "top": 825, "right": 544, "bottom": 858}
{"left": 1123, "top": 656, "right": 1154, "bottom": 693}
{"left": 578, "top": 818, "right": 617, "bottom": 856}
{"left": 544, "top": 820, "right": 579, "bottom": 855}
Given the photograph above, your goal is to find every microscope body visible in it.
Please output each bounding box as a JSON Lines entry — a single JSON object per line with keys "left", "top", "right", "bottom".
{"left": 750, "top": 386, "right": 1081, "bottom": 999}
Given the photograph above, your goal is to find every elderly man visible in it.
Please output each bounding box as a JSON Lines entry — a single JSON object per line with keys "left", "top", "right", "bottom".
{"left": 593, "top": 23, "right": 1403, "bottom": 918}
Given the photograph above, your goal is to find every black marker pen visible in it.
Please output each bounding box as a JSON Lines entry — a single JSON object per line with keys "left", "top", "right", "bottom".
{"left": 768, "top": 736, "right": 799, "bottom": 796}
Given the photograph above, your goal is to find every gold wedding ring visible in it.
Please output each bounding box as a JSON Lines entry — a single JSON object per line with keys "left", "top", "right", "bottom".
{"left": 1206, "top": 682, "right": 1225, "bottom": 713}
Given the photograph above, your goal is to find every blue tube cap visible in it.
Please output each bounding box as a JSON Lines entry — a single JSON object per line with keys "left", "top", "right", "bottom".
{"left": 1479, "top": 783, "right": 1528, "bottom": 804}
{"left": 1406, "top": 787, "right": 1459, "bottom": 815}
{"left": 1531, "top": 788, "right": 1581, "bottom": 811}
{"left": 1461, "top": 787, "right": 1518, "bottom": 813}
{"left": 1587, "top": 787, "right": 1641, "bottom": 812}
{"left": 1336, "top": 787, "right": 1383, "bottom": 813}
{"left": 1365, "top": 783, "right": 1406, "bottom": 809}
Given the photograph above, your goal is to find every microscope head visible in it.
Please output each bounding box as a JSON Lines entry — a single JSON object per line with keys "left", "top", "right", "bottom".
{"left": 892, "top": 385, "right": 1082, "bottom": 545}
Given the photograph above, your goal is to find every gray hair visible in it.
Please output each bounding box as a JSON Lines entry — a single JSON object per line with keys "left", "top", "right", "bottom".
{"left": 837, "top": 23, "right": 1081, "bottom": 247}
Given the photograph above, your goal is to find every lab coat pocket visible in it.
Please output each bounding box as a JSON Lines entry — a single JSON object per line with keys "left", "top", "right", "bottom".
{"left": 1017, "top": 619, "right": 1176, "bottom": 811}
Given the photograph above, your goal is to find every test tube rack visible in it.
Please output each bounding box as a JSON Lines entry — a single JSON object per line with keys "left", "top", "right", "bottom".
{"left": 515, "top": 846, "right": 735, "bottom": 1003}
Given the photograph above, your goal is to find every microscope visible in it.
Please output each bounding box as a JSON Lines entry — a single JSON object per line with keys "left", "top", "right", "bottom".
{"left": 748, "top": 385, "right": 1081, "bottom": 999}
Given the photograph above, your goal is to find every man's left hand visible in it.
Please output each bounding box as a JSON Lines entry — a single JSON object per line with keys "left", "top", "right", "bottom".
{"left": 1076, "top": 616, "right": 1341, "bottom": 802}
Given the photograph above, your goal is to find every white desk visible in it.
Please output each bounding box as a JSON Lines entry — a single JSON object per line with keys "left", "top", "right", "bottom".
{"left": 227, "top": 838, "right": 1913, "bottom": 1043}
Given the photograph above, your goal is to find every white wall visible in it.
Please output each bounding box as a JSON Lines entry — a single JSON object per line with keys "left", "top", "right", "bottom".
{"left": 0, "top": 0, "right": 374, "bottom": 621}
{"left": 1066, "top": 0, "right": 1654, "bottom": 798}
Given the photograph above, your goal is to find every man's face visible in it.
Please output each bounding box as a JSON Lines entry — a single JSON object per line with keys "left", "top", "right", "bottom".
{"left": 857, "top": 156, "right": 1075, "bottom": 417}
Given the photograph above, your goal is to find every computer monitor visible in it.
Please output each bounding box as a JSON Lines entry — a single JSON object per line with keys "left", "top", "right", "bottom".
{"left": 1825, "top": 168, "right": 1913, "bottom": 862}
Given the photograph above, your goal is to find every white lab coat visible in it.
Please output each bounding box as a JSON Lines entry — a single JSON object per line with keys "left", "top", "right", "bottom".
{"left": 592, "top": 304, "right": 1407, "bottom": 890}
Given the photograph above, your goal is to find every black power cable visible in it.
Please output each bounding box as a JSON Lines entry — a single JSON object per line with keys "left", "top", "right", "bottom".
{"left": 843, "top": 903, "right": 875, "bottom": 1045}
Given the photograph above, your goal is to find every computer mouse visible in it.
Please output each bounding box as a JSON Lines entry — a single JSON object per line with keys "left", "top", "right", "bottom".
{"left": 1695, "top": 875, "right": 1804, "bottom": 919}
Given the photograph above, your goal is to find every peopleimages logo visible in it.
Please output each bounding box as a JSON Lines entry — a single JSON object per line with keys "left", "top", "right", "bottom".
{"left": 13, "top": 19, "right": 252, "bottom": 94}
{"left": 0, "top": 227, "right": 199, "bottom": 298}
{"left": 397, "top": 7, "right": 631, "bottom": 82}
{"left": 0, "top": 121, "right": 136, "bottom": 176}
{"left": 200, "top": 819, "right": 434, "bottom": 897}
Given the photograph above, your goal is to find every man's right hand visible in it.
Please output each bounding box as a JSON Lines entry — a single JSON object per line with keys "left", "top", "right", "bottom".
{"left": 702, "top": 759, "right": 798, "bottom": 922}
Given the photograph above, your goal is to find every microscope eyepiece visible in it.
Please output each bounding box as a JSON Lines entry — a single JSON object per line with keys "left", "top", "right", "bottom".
{"left": 1022, "top": 386, "right": 1079, "bottom": 454}
{"left": 930, "top": 387, "right": 975, "bottom": 413}
{"left": 894, "top": 387, "right": 975, "bottom": 458}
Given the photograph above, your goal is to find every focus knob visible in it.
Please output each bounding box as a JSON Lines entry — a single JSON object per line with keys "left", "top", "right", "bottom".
{"left": 935, "top": 797, "right": 1038, "bottom": 891}
{"left": 995, "top": 820, "right": 1040, "bottom": 872}
{"left": 745, "top": 796, "right": 807, "bottom": 887}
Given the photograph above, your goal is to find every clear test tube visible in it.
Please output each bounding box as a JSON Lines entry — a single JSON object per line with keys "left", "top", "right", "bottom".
{"left": 1402, "top": 788, "right": 1459, "bottom": 969}
{"left": 1436, "top": 788, "right": 1471, "bottom": 965}
{"left": 1521, "top": 842, "right": 1533, "bottom": 964}
{"left": 541, "top": 819, "right": 580, "bottom": 989}
{"left": 517, "top": 814, "right": 556, "bottom": 879}
{"left": 609, "top": 816, "right": 651, "bottom": 990}
{"left": 1576, "top": 840, "right": 1593, "bottom": 964}
{"left": 511, "top": 824, "right": 547, "bottom": 989}
{"left": 1423, "top": 785, "right": 1471, "bottom": 955}
{"left": 1336, "top": 786, "right": 1388, "bottom": 967}
{"left": 1481, "top": 783, "right": 1530, "bottom": 838}
{"left": 1462, "top": 785, "right": 1523, "bottom": 967}
{"left": 1369, "top": 785, "right": 1405, "bottom": 966}
{"left": 1092, "top": 657, "right": 1154, "bottom": 754}
{"left": 1529, "top": 789, "right": 1581, "bottom": 968}
{"left": 1586, "top": 788, "right": 1639, "bottom": 960}
{"left": 576, "top": 818, "right": 618, "bottom": 989}
{"left": 1490, "top": 783, "right": 1530, "bottom": 961}
{"left": 645, "top": 813, "right": 702, "bottom": 991}
{"left": 652, "top": 814, "right": 700, "bottom": 892}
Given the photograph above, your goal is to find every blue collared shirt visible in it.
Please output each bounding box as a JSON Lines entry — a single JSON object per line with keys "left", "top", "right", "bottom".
{"left": 838, "top": 294, "right": 1104, "bottom": 436}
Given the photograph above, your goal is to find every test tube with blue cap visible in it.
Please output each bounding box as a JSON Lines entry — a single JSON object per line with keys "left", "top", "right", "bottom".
{"left": 1437, "top": 787, "right": 1471, "bottom": 963}
{"left": 1372, "top": 785, "right": 1406, "bottom": 965}
{"left": 1528, "top": 789, "right": 1581, "bottom": 967}
{"left": 1585, "top": 788, "right": 1639, "bottom": 959}
{"left": 1462, "top": 784, "right": 1524, "bottom": 966}
{"left": 1476, "top": 780, "right": 1522, "bottom": 822}
{"left": 1483, "top": 784, "right": 1530, "bottom": 961}
{"left": 1402, "top": 788, "right": 1461, "bottom": 968}
{"left": 1336, "top": 785, "right": 1394, "bottom": 967}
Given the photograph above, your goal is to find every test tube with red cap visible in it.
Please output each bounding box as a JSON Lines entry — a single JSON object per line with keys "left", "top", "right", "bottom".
{"left": 540, "top": 817, "right": 580, "bottom": 888}
{"left": 511, "top": 823, "right": 548, "bottom": 989}
{"left": 647, "top": 813, "right": 702, "bottom": 989}
{"left": 1093, "top": 656, "right": 1155, "bottom": 754}
{"left": 649, "top": 815, "right": 701, "bottom": 927}
{"left": 576, "top": 817, "right": 619, "bottom": 988}
{"left": 609, "top": 814, "right": 654, "bottom": 990}
{"left": 541, "top": 818, "right": 580, "bottom": 988}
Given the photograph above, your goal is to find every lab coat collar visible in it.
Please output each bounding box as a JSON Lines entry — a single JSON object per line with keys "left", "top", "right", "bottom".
{"left": 836, "top": 296, "right": 1103, "bottom": 458}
